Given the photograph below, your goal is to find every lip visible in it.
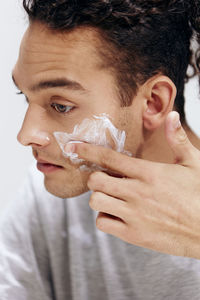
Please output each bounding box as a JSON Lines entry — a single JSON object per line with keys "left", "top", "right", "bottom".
{"left": 36, "top": 158, "right": 63, "bottom": 174}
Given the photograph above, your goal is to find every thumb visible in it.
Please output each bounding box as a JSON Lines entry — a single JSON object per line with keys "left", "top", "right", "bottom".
{"left": 165, "top": 111, "right": 199, "bottom": 164}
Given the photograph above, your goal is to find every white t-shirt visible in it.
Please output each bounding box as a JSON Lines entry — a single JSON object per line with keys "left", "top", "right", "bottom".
{"left": 0, "top": 165, "right": 200, "bottom": 300}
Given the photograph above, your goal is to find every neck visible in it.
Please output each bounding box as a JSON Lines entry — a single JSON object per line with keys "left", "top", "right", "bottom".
{"left": 141, "top": 121, "right": 200, "bottom": 164}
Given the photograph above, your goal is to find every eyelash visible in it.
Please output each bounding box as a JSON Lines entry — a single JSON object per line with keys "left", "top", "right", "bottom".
{"left": 51, "top": 103, "right": 75, "bottom": 114}
{"left": 16, "top": 92, "right": 75, "bottom": 115}
{"left": 16, "top": 91, "right": 28, "bottom": 103}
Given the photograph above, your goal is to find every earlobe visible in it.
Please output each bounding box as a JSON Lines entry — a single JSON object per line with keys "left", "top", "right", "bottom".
{"left": 143, "top": 76, "right": 177, "bottom": 131}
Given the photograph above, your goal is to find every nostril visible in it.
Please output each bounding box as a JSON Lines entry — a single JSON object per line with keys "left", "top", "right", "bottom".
{"left": 28, "top": 143, "right": 43, "bottom": 147}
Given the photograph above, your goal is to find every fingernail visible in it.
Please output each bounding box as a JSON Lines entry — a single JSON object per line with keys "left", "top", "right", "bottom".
{"left": 170, "top": 112, "right": 181, "bottom": 131}
{"left": 64, "top": 143, "right": 75, "bottom": 154}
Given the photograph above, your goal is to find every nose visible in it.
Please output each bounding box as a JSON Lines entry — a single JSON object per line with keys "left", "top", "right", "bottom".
{"left": 17, "top": 103, "right": 51, "bottom": 148}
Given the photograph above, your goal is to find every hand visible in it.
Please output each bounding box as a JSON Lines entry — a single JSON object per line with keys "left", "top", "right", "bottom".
{"left": 68, "top": 111, "right": 200, "bottom": 259}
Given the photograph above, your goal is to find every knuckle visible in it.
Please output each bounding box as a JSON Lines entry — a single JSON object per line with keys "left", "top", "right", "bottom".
{"left": 137, "top": 162, "right": 157, "bottom": 184}
{"left": 112, "top": 184, "right": 120, "bottom": 195}
{"left": 143, "top": 173, "right": 155, "bottom": 185}
{"left": 88, "top": 172, "right": 100, "bottom": 188}
{"left": 88, "top": 172, "right": 106, "bottom": 191}
{"left": 144, "top": 165, "right": 161, "bottom": 185}
{"left": 99, "top": 149, "right": 114, "bottom": 168}
{"left": 177, "top": 131, "right": 188, "bottom": 145}
{"left": 89, "top": 192, "right": 101, "bottom": 211}
{"left": 89, "top": 172, "right": 99, "bottom": 182}
{"left": 96, "top": 215, "right": 106, "bottom": 231}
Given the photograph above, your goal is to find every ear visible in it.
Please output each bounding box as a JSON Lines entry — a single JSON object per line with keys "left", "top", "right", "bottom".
{"left": 142, "top": 75, "right": 177, "bottom": 131}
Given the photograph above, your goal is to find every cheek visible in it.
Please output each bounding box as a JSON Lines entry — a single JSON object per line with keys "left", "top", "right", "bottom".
{"left": 54, "top": 113, "right": 132, "bottom": 168}
{"left": 125, "top": 126, "right": 143, "bottom": 155}
{"left": 118, "top": 110, "right": 144, "bottom": 155}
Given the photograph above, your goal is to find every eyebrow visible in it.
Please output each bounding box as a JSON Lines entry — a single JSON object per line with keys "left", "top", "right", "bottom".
{"left": 12, "top": 75, "right": 88, "bottom": 93}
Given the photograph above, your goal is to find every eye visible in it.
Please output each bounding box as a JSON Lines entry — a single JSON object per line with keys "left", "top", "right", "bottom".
{"left": 51, "top": 103, "right": 75, "bottom": 114}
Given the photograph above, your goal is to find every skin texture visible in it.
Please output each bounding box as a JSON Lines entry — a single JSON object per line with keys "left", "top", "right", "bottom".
{"left": 13, "top": 22, "right": 200, "bottom": 258}
{"left": 70, "top": 112, "right": 200, "bottom": 259}
{"left": 13, "top": 21, "right": 176, "bottom": 198}
{"left": 13, "top": 22, "right": 145, "bottom": 198}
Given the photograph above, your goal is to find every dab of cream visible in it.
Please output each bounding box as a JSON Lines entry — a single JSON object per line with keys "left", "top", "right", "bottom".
{"left": 53, "top": 113, "right": 132, "bottom": 169}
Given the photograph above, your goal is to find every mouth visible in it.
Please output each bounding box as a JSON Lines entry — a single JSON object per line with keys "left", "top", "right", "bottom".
{"left": 36, "top": 159, "right": 64, "bottom": 174}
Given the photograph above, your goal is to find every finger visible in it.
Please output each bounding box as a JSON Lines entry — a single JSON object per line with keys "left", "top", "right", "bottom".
{"left": 64, "top": 142, "right": 158, "bottom": 180}
{"left": 165, "top": 111, "right": 200, "bottom": 165}
{"left": 90, "top": 191, "right": 128, "bottom": 221}
{"left": 88, "top": 171, "right": 142, "bottom": 202}
{"left": 96, "top": 212, "right": 127, "bottom": 236}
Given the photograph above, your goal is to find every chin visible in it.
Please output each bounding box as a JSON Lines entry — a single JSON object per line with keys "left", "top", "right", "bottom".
{"left": 43, "top": 173, "right": 90, "bottom": 199}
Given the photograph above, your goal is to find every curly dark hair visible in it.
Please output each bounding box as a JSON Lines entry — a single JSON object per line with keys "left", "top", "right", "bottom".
{"left": 23, "top": 0, "right": 200, "bottom": 121}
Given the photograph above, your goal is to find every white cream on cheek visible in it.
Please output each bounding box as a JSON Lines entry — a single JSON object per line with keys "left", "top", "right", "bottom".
{"left": 53, "top": 113, "right": 132, "bottom": 170}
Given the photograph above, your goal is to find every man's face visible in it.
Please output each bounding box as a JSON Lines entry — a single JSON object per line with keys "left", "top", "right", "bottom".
{"left": 13, "top": 22, "right": 145, "bottom": 198}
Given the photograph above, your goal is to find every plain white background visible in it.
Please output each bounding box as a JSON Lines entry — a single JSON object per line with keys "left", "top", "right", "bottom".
{"left": 0, "top": 0, "right": 199, "bottom": 212}
{"left": 0, "top": 0, "right": 33, "bottom": 212}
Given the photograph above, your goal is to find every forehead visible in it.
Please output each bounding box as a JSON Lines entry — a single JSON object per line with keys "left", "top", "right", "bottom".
{"left": 14, "top": 22, "right": 103, "bottom": 84}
